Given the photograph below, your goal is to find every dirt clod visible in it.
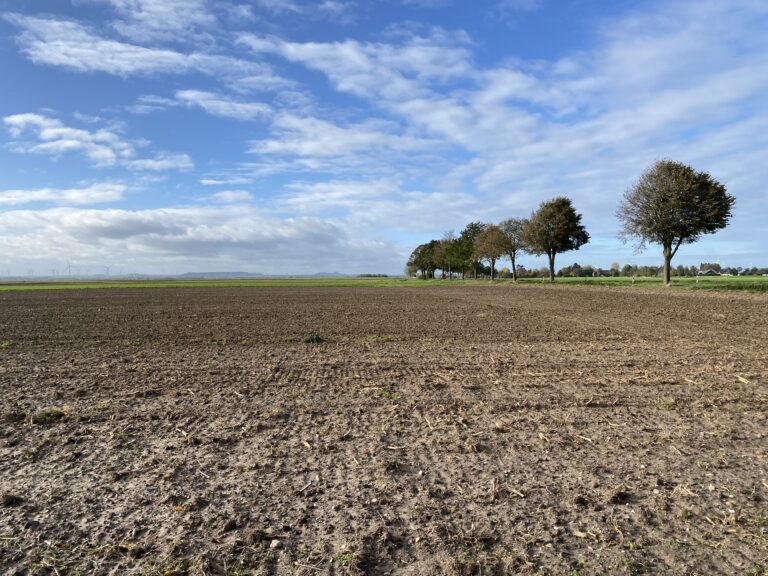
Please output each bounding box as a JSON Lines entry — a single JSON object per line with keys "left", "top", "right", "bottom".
{"left": 1, "top": 494, "right": 24, "bottom": 507}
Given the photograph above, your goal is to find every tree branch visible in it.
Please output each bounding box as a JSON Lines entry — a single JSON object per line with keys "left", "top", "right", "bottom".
{"left": 670, "top": 237, "right": 684, "bottom": 259}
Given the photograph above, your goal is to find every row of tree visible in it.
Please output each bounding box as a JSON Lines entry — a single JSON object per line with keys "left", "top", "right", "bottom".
{"left": 407, "top": 197, "right": 589, "bottom": 282}
{"left": 407, "top": 160, "right": 736, "bottom": 285}
{"left": 420, "top": 261, "right": 767, "bottom": 280}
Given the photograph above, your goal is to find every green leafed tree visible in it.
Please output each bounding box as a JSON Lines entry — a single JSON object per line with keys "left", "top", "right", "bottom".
{"left": 523, "top": 197, "right": 589, "bottom": 282}
{"left": 617, "top": 160, "right": 735, "bottom": 285}
{"left": 472, "top": 224, "right": 510, "bottom": 281}
{"left": 499, "top": 217, "right": 526, "bottom": 281}
{"left": 406, "top": 241, "right": 439, "bottom": 279}
{"left": 458, "top": 221, "right": 486, "bottom": 279}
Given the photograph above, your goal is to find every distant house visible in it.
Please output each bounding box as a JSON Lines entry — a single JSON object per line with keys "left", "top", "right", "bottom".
{"left": 698, "top": 269, "right": 720, "bottom": 276}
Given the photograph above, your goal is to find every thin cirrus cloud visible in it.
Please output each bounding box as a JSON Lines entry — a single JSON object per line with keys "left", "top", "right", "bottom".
{"left": 211, "top": 190, "right": 254, "bottom": 203}
{"left": 175, "top": 90, "right": 271, "bottom": 121}
{"left": 81, "top": 0, "right": 217, "bottom": 42}
{"left": 4, "top": 13, "right": 261, "bottom": 79}
{"left": 250, "top": 114, "right": 439, "bottom": 157}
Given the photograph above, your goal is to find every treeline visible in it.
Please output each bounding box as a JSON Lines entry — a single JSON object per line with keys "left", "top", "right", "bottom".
{"left": 406, "top": 197, "right": 588, "bottom": 282}
{"left": 407, "top": 160, "right": 738, "bottom": 285}
{"left": 556, "top": 262, "right": 768, "bottom": 278}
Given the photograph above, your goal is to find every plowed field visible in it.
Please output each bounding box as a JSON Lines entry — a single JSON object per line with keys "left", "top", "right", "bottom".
{"left": 1, "top": 285, "right": 767, "bottom": 575}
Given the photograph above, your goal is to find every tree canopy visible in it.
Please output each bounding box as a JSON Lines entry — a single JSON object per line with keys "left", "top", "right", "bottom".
{"left": 523, "top": 197, "right": 589, "bottom": 282}
{"left": 459, "top": 222, "right": 486, "bottom": 279}
{"left": 617, "top": 159, "right": 734, "bottom": 285}
{"left": 472, "top": 225, "right": 509, "bottom": 281}
{"left": 499, "top": 217, "right": 526, "bottom": 281}
{"left": 406, "top": 241, "right": 439, "bottom": 278}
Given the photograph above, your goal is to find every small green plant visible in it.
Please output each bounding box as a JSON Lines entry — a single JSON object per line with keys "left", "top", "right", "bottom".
{"left": 32, "top": 407, "right": 65, "bottom": 424}
{"left": 335, "top": 552, "right": 354, "bottom": 567}
{"left": 569, "top": 563, "right": 585, "bottom": 576}
{"left": 304, "top": 332, "right": 324, "bottom": 344}
{"left": 0, "top": 340, "right": 15, "bottom": 349}
{"left": 624, "top": 540, "right": 642, "bottom": 551}
{"left": 377, "top": 389, "right": 402, "bottom": 402}
{"left": 755, "top": 516, "right": 766, "bottom": 528}
{"left": 680, "top": 509, "right": 693, "bottom": 520}
{"left": 660, "top": 398, "right": 677, "bottom": 410}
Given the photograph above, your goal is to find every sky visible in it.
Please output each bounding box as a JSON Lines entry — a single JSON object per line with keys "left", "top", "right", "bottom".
{"left": 1, "top": 0, "right": 766, "bottom": 276}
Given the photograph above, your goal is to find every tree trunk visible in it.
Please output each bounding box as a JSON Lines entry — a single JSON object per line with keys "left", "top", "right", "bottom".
{"left": 511, "top": 253, "right": 517, "bottom": 281}
{"left": 663, "top": 245, "right": 672, "bottom": 286}
{"left": 548, "top": 252, "right": 556, "bottom": 282}
{"left": 474, "top": 261, "right": 477, "bottom": 280}
{"left": 490, "top": 258, "right": 495, "bottom": 281}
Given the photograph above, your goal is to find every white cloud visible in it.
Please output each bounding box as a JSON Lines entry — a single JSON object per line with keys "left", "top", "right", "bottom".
{"left": 0, "top": 205, "right": 401, "bottom": 274}
{"left": 237, "top": 29, "right": 474, "bottom": 101}
{"left": 496, "top": 0, "right": 542, "bottom": 14}
{"left": 4, "top": 13, "right": 259, "bottom": 79}
{"left": 3, "top": 0, "right": 768, "bottom": 272}
{"left": 250, "top": 114, "right": 436, "bottom": 156}
{"left": 82, "top": 0, "right": 217, "bottom": 42}
{"left": 127, "top": 94, "right": 179, "bottom": 114}
{"left": 254, "top": 0, "right": 303, "bottom": 14}
{"left": 127, "top": 152, "right": 194, "bottom": 171}
{"left": 176, "top": 90, "right": 271, "bottom": 121}
{"left": 4, "top": 113, "right": 193, "bottom": 171}
{"left": 253, "top": 0, "right": 356, "bottom": 19}
{"left": 0, "top": 183, "right": 126, "bottom": 206}
{"left": 278, "top": 179, "right": 480, "bottom": 233}
{"left": 211, "top": 190, "right": 254, "bottom": 203}
{"left": 4, "top": 113, "right": 134, "bottom": 166}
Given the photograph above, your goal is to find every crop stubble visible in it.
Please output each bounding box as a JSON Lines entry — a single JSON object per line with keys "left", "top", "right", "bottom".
{"left": 1, "top": 284, "right": 767, "bottom": 575}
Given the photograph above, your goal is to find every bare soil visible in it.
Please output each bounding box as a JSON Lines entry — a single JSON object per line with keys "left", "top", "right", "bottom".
{"left": 1, "top": 284, "right": 767, "bottom": 575}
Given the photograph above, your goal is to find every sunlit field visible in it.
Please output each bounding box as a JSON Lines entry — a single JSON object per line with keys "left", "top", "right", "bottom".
{"left": 0, "top": 275, "right": 766, "bottom": 292}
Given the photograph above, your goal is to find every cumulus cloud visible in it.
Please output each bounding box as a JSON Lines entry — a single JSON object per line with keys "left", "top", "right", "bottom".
{"left": 4, "top": 113, "right": 134, "bottom": 166}
{"left": 3, "top": 113, "right": 193, "bottom": 171}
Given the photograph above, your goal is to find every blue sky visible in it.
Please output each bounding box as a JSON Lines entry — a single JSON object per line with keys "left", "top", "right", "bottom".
{"left": 1, "top": 0, "right": 766, "bottom": 275}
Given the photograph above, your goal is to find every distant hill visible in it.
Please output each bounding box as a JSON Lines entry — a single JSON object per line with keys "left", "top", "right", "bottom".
{"left": 178, "top": 271, "right": 347, "bottom": 278}
{"left": 178, "top": 272, "right": 265, "bottom": 278}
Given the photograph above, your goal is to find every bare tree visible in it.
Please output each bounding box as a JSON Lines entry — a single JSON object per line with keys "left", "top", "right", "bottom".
{"left": 617, "top": 160, "right": 734, "bottom": 285}
{"left": 472, "top": 225, "right": 509, "bottom": 281}
{"left": 499, "top": 218, "right": 526, "bottom": 281}
{"left": 523, "top": 197, "right": 589, "bottom": 282}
